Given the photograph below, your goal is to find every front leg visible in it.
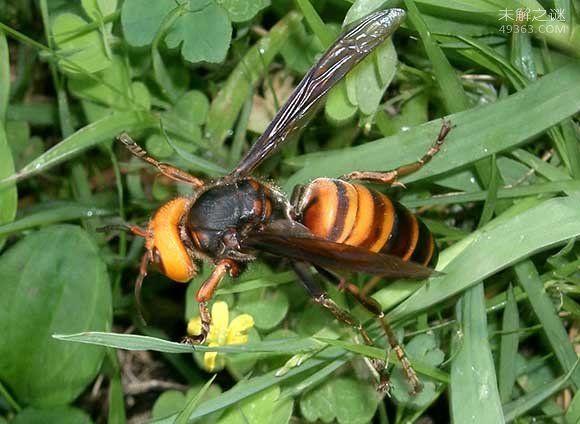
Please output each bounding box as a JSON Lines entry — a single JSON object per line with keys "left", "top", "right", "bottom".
{"left": 183, "top": 259, "right": 240, "bottom": 344}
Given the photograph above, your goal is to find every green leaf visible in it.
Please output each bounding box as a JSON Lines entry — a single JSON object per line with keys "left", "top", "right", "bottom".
{"left": 404, "top": 0, "right": 470, "bottom": 113}
{"left": 351, "top": 39, "right": 397, "bottom": 115}
{"left": 165, "top": 1, "right": 232, "bottom": 64}
{"left": 121, "top": 0, "right": 175, "bottom": 47}
{"left": 325, "top": 2, "right": 399, "bottom": 119}
{"left": 107, "top": 375, "right": 126, "bottom": 424}
{"left": 316, "top": 337, "right": 449, "bottom": 383}
{"left": 152, "top": 383, "right": 223, "bottom": 422}
{"left": 0, "top": 225, "right": 111, "bottom": 406}
{"left": 325, "top": 80, "right": 357, "bottom": 124}
{"left": 205, "top": 12, "right": 301, "bottom": 145}
{"left": 216, "top": 0, "right": 269, "bottom": 23}
{"left": 52, "top": 13, "right": 112, "bottom": 74}
{"left": 344, "top": 0, "right": 390, "bottom": 23}
{"left": 503, "top": 360, "right": 578, "bottom": 422}
{"left": 69, "top": 56, "right": 151, "bottom": 113}
{"left": 279, "top": 20, "right": 323, "bottom": 74}
{"left": 299, "top": 377, "right": 379, "bottom": 424}
{"left": 218, "top": 385, "right": 292, "bottom": 424}
{"left": 12, "top": 406, "right": 93, "bottom": 424}
{"left": 0, "top": 31, "right": 17, "bottom": 251}
{"left": 174, "top": 90, "right": 210, "bottom": 126}
{"left": 153, "top": 390, "right": 187, "bottom": 419}
{"left": 82, "top": 0, "right": 117, "bottom": 23}
{"left": 237, "top": 287, "right": 289, "bottom": 330}
{"left": 450, "top": 284, "right": 504, "bottom": 424}
{"left": 391, "top": 333, "right": 444, "bottom": 408}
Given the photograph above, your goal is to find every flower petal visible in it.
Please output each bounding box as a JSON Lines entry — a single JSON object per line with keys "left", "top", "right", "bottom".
{"left": 227, "top": 314, "right": 254, "bottom": 345}
{"left": 204, "top": 351, "right": 218, "bottom": 372}
{"left": 228, "top": 334, "right": 249, "bottom": 345}
{"left": 187, "top": 317, "right": 202, "bottom": 336}
{"left": 229, "top": 314, "right": 254, "bottom": 332}
{"left": 211, "top": 301, "right": 229, "bottom": 332}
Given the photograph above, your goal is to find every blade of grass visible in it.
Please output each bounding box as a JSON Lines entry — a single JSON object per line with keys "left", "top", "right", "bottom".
{"left": 388, "top": 195, "right": 580, "bottom": 324}
{"left": 402, "top": 179, "right": 580, "bottom": 208}
{"left": 285, "top": 63, "right": 580, "bottom": 189}
{"left": 295, "top": 0, "right": 333, "bottom": 47}
{"left": 0, "top": 30, "right": 9, "bottom": 120}
{"left": 0, "top": 125, "right": 17, "bottom": 251}
{"left": 175, "top": 374, "right": 217, "bottom": 424}
{"left": 565, "top": 388, "right": 580, "bottom": 424}
{"left": 478, "top": 154, "right": 500, "bottom": 227}
{"left": 53, "top": 332, "right": 320, "bottom": 354}
{"left": 150, "top": 347, "right": 346, "bottom": 423}
{"left": 160, "top": 123, "right": 227, "bottom": 176}
{"left": 510, "top": 149, "right": 571, "bottom": 182}
{"left": 503, "top": 359, "right": 579, "bottom": 421}
{"left": 514, "top": 260, "right": 580, "bottom": 390}
{"left": 280, "top": 358, "right": 346, "bottom": 399}
{"left": 0, "top": 110, "right": 157, "bottom": 188}
{"left": 498, "top": 284, "right": 520, "bottom": 403}
{"left": 107, "top": 375, "right": 125, "bottom": 424}
{"left": 315, "top": 337, "right": 450, "bottom": 383}
{"left": 0, "top": 30, "right": 17, "bottom": 251}
{"left": 450, "top": 283, "right": 504, "bottom": 423}
{"left": 0, "top": 204, "right": 112, "bottom": 237}
{"left": 404, "top": 0, "right": 471, "bottom": 113}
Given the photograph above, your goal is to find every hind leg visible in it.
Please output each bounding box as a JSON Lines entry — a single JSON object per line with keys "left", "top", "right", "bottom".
{"left": 316, "top": 266, "right": 422, "bottom": 394}
{"left": 292, "top": 262, "right": 391, "bottom": 391}
{"left": 342, "top": 120, "right": 452, "bottom": 187}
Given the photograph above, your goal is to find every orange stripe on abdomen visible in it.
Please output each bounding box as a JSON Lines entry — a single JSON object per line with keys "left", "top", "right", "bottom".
{"left": 301, "top": 179, "right": 339, "bottom": 239}
{"left": 299, "top": 179, "right": 399, "bottom": 254}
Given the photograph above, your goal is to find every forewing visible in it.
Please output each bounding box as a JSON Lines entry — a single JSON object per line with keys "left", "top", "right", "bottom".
{"left": 244, "top": 221, "right": 435, "bottom": 279}
{"left": 230, "top": 9, "right": 406, "bottom": 178}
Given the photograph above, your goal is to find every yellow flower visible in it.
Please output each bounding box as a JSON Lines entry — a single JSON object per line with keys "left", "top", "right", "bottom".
{"left": 187, "top": 301, "right": 254, "bottom": 371}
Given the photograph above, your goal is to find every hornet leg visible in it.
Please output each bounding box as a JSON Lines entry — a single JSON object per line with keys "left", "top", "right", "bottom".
{"left": 117, "top": 132, "right": 205, "bottom": 187}
{"left": 183, "top": 259, "right": 240, "bottom": 344}
{"left": 342, "top": 120, "right": 452, "bottom": 187}
{"left": 316, "top": 266, "right": 423, "bottom": 394}
{"left": 291, "top": 262, "right": 389, "bottom": 389}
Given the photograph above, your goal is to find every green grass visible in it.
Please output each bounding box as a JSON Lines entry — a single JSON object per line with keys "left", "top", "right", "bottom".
{"left": 0, "top": 1, "right": 579, "bottom": 423}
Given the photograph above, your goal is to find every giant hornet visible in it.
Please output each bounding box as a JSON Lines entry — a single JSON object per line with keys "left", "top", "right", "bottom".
{"left": 117, "top": 9, "right": 451, "bottom": 393}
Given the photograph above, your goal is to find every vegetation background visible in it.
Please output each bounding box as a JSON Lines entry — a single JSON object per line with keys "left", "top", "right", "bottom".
{"left": 0, "top": 0, "right": 579, "bottom": 423}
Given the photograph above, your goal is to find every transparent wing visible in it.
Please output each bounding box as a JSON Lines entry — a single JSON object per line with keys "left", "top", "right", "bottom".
{"left": 230, "top": 9, "right": 406, "bottom": 178}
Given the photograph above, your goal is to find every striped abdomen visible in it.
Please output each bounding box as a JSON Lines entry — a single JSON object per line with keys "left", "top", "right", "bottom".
{"left": 296, "top": 178, "right": 437, "bottom": 266}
